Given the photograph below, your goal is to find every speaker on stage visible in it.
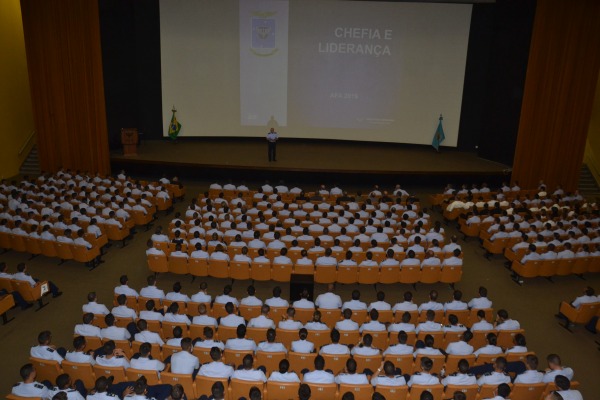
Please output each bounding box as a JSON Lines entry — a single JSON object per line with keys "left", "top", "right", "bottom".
{"left": 289, "top": 274, "right": 314, "bottom": 302}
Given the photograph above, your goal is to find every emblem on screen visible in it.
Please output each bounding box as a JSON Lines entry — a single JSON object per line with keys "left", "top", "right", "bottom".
{"left": 251, "top": 12, "right": 278, "bottom": 57}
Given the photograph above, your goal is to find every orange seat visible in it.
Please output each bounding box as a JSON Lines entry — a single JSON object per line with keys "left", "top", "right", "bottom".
{"left": 374, "top": 385, "right": 408, "bottom": 399}
{"left": 358, "top": 265, "right": 379, "bottom": 284}
{"left": 383, "top": 354, "right": 414, "bottom": 375}
{"left": 353, "top": 354, "right": 383, "bottom": 374}
{"left": 445, "top": 354, "right": 476, "bottom": 374}
{"left": 194, "top": 376, "right": 228, "bottom": 400}
{"left": 61, "top": 360, "right": 96, "bottom": 389}
{"left": 321, "top": 353, "right": 349, "bottom": 375}
{"left": 379, "top": 265, "right": 400, "bottom": 284}
{"left": 208, "top": 259, "right": 229, "bottom": 279}
{"left": 399, "top": 265, "right": 420, "bottom": 286}
{"left": 126, "top": 368, "right": 161, "bottom": 385}
{"left": 255, "top": 351, "right": 287, "bottom": 374}
{"left": 168, "top": 256, "right": 190, "bottom": 275}
{"left": 338, "top": 329, "right": 360, "bottom": 346}
{"left": 496, "top": 329, "right": 525, "bottom": 350}
{"left": 440, "top": 265, "right": 462, "bottom": 288}
{"left": 336, "top": 265, "right": 358, "bottom": 284}
{"left": 229, "top": 379, "right": 264, "bottom": 400}
{"left": 306, "top": 383, "right": 338, "bottom": 400}
{"left": 55, "top": 241, "right": 74, "bottom": 262}
{"left": 189, "top": 258, "right": 209, "bottom": 278}
{"left": 29, "top": 357, "right": 63, "bottom": 383}
{"left": 444, "top": 384, "right": 478, "bottom": 400}
{"left": 239, "top": 305, "right": 262, "bottom": 320}
{"left": 40, "top": 239, "right": 58, "bottom": 258}
{"left": 271, "top": 262, "right": 293, "bottom": 282}
{"left": 408, "top": 384, "right": 444, "bottom": 400}
{"left": 319, "top": 308, "right": 341, "bottom": 327}
{"left": 265, "top": 381, "right": 300, "bottom": 400}
{"left": 230, "top": 261, "right": 251, "bottom": 280}
{"left": 246, "top": 327, "right": 269, "bottom": 344}
{"left": 25, "top": 237, "right": 42, "bottom": 256}
{"left": 314, "top": 266, "right": 336, "bottom": 284}
{"left": 223, "top": 349, "right": 254, "bottom": 368}
{"left": 251, "top": 261, "right": 271, "bottom": 281}
{"left": 288, "top": 352, "right": 316, "bottom": 374}
{"left": 147, "top": 254, "right": 169, "bottom": 274}
{"left": 9, "top": 234, "right": 27, "bottom": 252}
{"left": 414, "top": 354, "right": 445, "bottom": 374}
{"left": 163, "top": 371, "right": 197, "bottom": 398}
{"left": 338, "top": 384, "right": 374, "bottom": 400}
{"left": 162, "top": 321, "right": 189, "bottom": 340}
{"left": 92, "top": 364, "right": 127, "bottom": 384}
{"left": 419, "top": 266, "right": 441, "bottom": 284}
{"left": 306, "top": 329, "right": 330, "bottom": 350}
{"left": 558, "top": 301, "right": 600, "bottom": 328}
{"left": 510, "top": 383, "right": 546, "bottom": 400}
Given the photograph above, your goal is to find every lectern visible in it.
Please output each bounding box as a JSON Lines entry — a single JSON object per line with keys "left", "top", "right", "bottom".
{"left": 121, "top": 128, "right": 138, "bottom": 156}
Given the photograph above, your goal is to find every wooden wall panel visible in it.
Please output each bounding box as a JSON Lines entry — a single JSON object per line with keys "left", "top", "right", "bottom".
{"left": 511, "top": 0, "right": 600, "bottom": 192}
{"left": 20, "top": 0, "right": 110, "bottom": 175}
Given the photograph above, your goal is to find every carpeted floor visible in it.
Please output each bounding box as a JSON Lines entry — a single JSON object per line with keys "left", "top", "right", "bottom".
{"left": 0, "top": 179, "right": 598, "bottom": 398}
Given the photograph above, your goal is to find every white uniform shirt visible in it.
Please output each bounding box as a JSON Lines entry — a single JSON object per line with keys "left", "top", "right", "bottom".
{"left": 388, "top": 322, "right": 416, "bottom": 333}
{"left": 471, "top": 321, "right": 494, "bottom": 331}
{"left": 514, "top": 370, "right": 544, "bottom": 384}
{"left": 383, "top": 343, "right": 414, "bottom": 356}
{"left": 542, "top": 367, "right": 574, "bottom": 383}
{"left": 441, "top": 372, "right": 477, "bottom": 386}
{"left": 170, "top": 350, "right": 200, "bottom": 374}
{"left": 130, "top": 356, "right": 165, "bottom": 372}
{"left": 257, "top": 342, "right": 288, "bottom": 353}
{"left": 468, "top": 297, "right": 493, "bottom": 309}
{"left": 100, "top": 326, "right": 131, "bottom": 341}
{"left": 291, "top": 339, "right": 314, "bottom": 353}
{"left": 191, "top": 291, "right": 212, "bottom": 303}
{"left": 495, "top": 319, "right": 520, "bottom": 331}
{"left": 341, "top": 299, "right": 368, "bottom": 311}
{"left": 476, "top": 371, "right": 511, "bottom": 386}
{"left": 265, "top": 297, "right": 289, "bottom": 308}
{"left": 194, "top": 339, "right": 224, "bottom": 350}
{"left": 95, "top": 355, "right": 129, "bottom": 369}
{"left": 303, "top": 370, "right": 335, "bottom": 384}
{"left": 392, "top": 301, "right": 418, "bottom": 312}
{"left": 31, "top": 345, "right": 64, "bottom": 363}
{"left": 315, "top": 292, "right": 342, "bottom": 309}
{"left": 335, "top": 319, "right": 359, "bottom": 331}
{"left": 74, "top": 324, "right": 102, "bottom": 338}
{"left": 232, "top": 368, "right": 267, "bottom": 382}
{"left": 241, "top": 295, "right": 263, "bottom": 306}
{"left": 111, "top": 305, "right": 137, "bottom": 320}
{"left": 114, "top": 285, "right": 139, "bottom": 298}
{"left": 12, "top": 382, "right": 52, "bottom": 399}
{"left": 279, "top": 319, "right": 304, "bottom": 330}
{"left": 415, "top": 321, "right": 443, "bottom": 334}
{"left": 360, "top": 320, "right": 386, "bottom": 333}
{"left": 269, "top": 371, "right": 301, "bottom": 382}
{"left": 192, "top": 315, "right": 218, "bottom": 327}
{"left": 335, "top": 373, "right": 369, "bottom": 385}
{"left": 293, "top": 299, "right": 315, "bottom": 309}
{"left": 368, "top": 301, "right": 392, "bottom": 311}
{"left": 371, "top": 375, "right": 407, "bottom": 387}
{"left": 219, "top": 314, "right": 245, "bottom": 327}
{"left": 198, "top": 361, "right": 234, "bottom": 378}
{"left": 248, "top": 315, "right": 276, "bottom": 329}
{"left": 407, "top": 372, "right": 440, "bottom": 387}
{"left": 320, "top": 343, "right": 350, "bottom": 355}
{"left": 83, "top": 301, "right": 110, "bottom": 315}
{"left": 214, "top": 294, "right": 239, "bottom": 307}
{"left": 139, "top": 286, "right": 165, "bottom": 300}
{"left": 445, "top": 341, "right": 474, "bottom": 355}
{"left": 65, "top": 351, "right": 96, "bottom": 365}
{"left": 134, "top": 330, "right": 165, "bottom": 346}
{"left": 225, "top": 338, "right": 257, "bottom": 351}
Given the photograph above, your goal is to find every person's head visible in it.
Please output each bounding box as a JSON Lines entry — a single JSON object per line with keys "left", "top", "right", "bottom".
{"left": 139, "top": 342, "right": 152, "bottom": 357}
{"left": 170, "top": 384, "right": 185, "bottom": 400}
{"left": 261, "top": 304, "right": 270, "bottom": 316}
{"left": 369, "top": 308, "right": 379, "bottom": 322}
{"left": 420, "top": 357, "right": 433, "bottom": 372}
{"left": 342, "top": 308, "right": 353, "bottom": 320}
{"left": 236, "top": 324, "right": 247, "bottom": 339}
{"left": 180, "top": 337, "right": 193, "bottom": 352}
{"left": 37, "top": 330, "right": 52, "bottom": 345}
{"left": 116, "top": 294, "right": 127, "bottom": 306}
{"left": 478, "top": 286, "right": 488, "bottom": 297}
{"left": 525, "top": 354, "right": 539, "bottom": 370}
{"left": 426, "top": 309, "right": 435, "bottom": 322}
{"left": 330, "top": 328, "right": 340, "bottom": 343}
{"left": 298, "top": 384, "right": 311, "bottom": 400}
{"left": 458, "top": 358, "right": 470, "bottom": 374}
{"left": 137, "top": 319, "right": 148, "bottom": 332}
{"left": 462, "top": 330, "right": 473, "bottom": 343}
{"left": 514, "top": 333, "right": 526, "bottom": 347}
{"left": 476, "top": 309, "right": 486, "bottom": 321}
{"left": 448, "top": 314, "right": 459, "bottom": 326}
{"left": 376, "top": 291, "right": 385, "bottom": 301}
{"left": 312, "top": 310, "right": 321, "bottom": 322}
{"left": 278, "top": 358, "right": 290, "bottom": 374}
{"left": 486, "top": 332, "right": 497, "bottom": 346}
{"left": 205, "top": 380, "right": 225, "bottom": 400}
{"left": 266, "top": 328, "right": 276, "bottom": 343}
{"left": 424, "top": 334, "right": 435, "bottom": 348}
{"left": 496, "top": 383, "right": 511, "bottom": 398}
{"left": 341, "top": 392, "right": 355, "bottom": 400}
{"left": 314, "top": 355, "right": 325, "bottom": 370}
{"left": 554, "top": 375, "right": 571, "bottom": 391}
{"left": 168, "top": 302, "right": 179, "bottom": 314}
{"left": 87, "top": 291, "right": 97, "bottom": 303}
{"left": 210, "top": 346, "right": 222, "bottom": 362}
{"left": 225, "top": 302, "right": 235, "bottom": 315}
{"left": 362, "top": 334, "right": 373, "bottom": 347}
{"left": 249, "top": 386, "right": 262, "bottom": 400}
{"left": 419, "top": 391, "right": 434, "bottom": 400}
{"left": 299, "top": 328, "right": 308, "bottom": 340}
{"left": 172, "top": 326, "right": 183, "bottom": 339}
{"left": 242, "top": 354, "right": 254, "bottom": 370}
{"left": 398, "top": 330, "right": 408, "bottom": 345}
{"left": 273, "top": 286, "right": 282, "bottom": 298}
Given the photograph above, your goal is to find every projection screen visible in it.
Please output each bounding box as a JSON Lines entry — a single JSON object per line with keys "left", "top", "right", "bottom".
{"left": 160, "top": 0, "right": 472, "bottom": 146}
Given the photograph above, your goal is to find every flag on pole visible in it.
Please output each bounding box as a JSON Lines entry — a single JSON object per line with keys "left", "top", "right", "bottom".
{"left": 168, "top": 107, "right": 181, "bottom": 140}
{"left": 432, "top": 114, "right": 445, "bottom": 151}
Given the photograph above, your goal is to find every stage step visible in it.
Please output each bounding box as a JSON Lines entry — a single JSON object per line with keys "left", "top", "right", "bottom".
{"left": 578, "top": 164, "right": 600, "bottom": 201}
{"left": 19, "top": 145, "right": 41, "bottom": 177}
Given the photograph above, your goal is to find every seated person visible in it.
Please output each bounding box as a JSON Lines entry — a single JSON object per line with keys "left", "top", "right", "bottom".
{"left": 95, "top": 340, "right": 130, "bottom": 369}
{"left": 241, "top": 285, "right": 263, "bottom": 306}
{"left": 31, "top": 330, "right": 65, "bottom": 363}
{"left": 214, "top": 284, "right": 239, "bottom": 307}
{"left": 65, "top": 336, "right": 96, "bottom": 365}
{"left": 495, "top": 309, "right": 520, "bottom": 331}
{"left": 441, "top": 359, "right": 476, "bottom": 386}
{"left": 139, "top": 299, "right": 164, "bottom": 322}
{"left": 256, "top": 328, "right": 287, "bottom": 353}
{"left": 320, "top": 329, "right": 350, "bottom": 355}
{"left": 130, "top": 342, "right": 165, "bottom": 372}
{"left": 163, "top": 302, "right": 191, "bottom": 325}
{"left": 542, "top": 353, "right": 574, "bottom": 383}
{"left": 111, "top": 294, "right": 138, "bottom": 321}
{"left": 418, "top": 290, "right": 443, "bottom": 312}
{"left": 248, "top": 305, "right": 276, "bottom": 329}
{"left": 278, "top": 307, "right": 304, "bottom": 330}
{"left": 265, "top": 286, "right": 289, "bottom": 308}
{"left": 360, "top": 309, "right": 386, "bottom": 333}
{"left": 506, "top": 333, "right": 527, "bottom": 354}
{"left": 268, "top": 359, "right": 301, "bottom": 383}
{"left": 291, "top": 328, "right": 315, "bottom": 354}
{"left": 218, "top": 302, "right": 245, "bottom": 327}
{"left": 444, "top": 290, "right": 468, "bottom": 311}
{"left": 190, "top": 281, "right": 211, "bottom": 303}
{"left": 165, "top": 281, "right": 191, "bottom": 302}
{"left": 371, "top": 360, "right": 407, "bottom": 387}
{"left": 413, "top": 334, "right": 443, "bottom": 357}
{"left": 389, "top": 311, "right": 416, "bottom": 333}
{"left": 100, "top": 314, "right": 131, "bottom": 341}
{"left": 476, "top": 357, "right": 511, "bottom": 386}
{"left": 467, "top": 286, "right": 493, "bottom": 310}
{"left": 304, "top": 310, "right": 329, "bottom": 331}
{"left": 407, "top": 357, "right": 440, "bottom": 387}
{"left": 192, "top": 303, "right": 218, "bottom": 327}
{"left": 74, "top": 313, "right": 102, "bottom": 338}
{"left": 554, "top": 375, "right": 583, "bottom": 400}
{"left": 13, "top": 262, "right": 62, "bottom": 298}
{"left": 302, "top": 355, "right": 335, "bottom": 384}
{"left": 170, "top": 338, "right": 200, "bottom": 376}
{"left": 231, "top": 354, "right": 267, "bottom": 382}
{"left": 225, "top": 324, "right": 257, "bottom": 351}
{"left": 474, "top": 333, "right": 503, "bottom": 357}
{"left": 194, "top": 326, "right": 225, "bottom": 351}
{"left": 351, "top": 334, "right": 381, "bottom": 356}
{"left": 315, "top": 283, "right": 342, "bottom": 309}
{"left": 368, "top": 291, "right": 392, "bottom": 311}
{"left": 165, "top": 326, "right": 184, "bottom": 347}
{"left": 335, "top": 358, "right": 369, "bottom": 384}
{"left": 139, "top": 275, "right": 165, "bottom": 300}
{"left": 134, "top": 319, "right": 165, "bottom": 346}
{"left": 12, "top": 363, "right": 53, "bottom": 398}
{"left": 471, "top": 310, "right": 494, "bottom": 331}
{"left": 292, "top": 289, "right": 315, "bottom": 310}
{"left": 416, "top": 309, "right": 442, "bottom": 334}
{"left": 197, "top": 346, "right": 234, "bottom": 378}
{"left": 335, "top": 309, "right": 359, "bottom": 331}
{"left": 82, "top": 291, "right": 110, "bottom": 315}
{"left": 384, "top": 331, "right": 414, "bottom": 356}
{"left": 392, "top": 291, "right": 418, "bottom": 313}
{"left": 445, "top": 330, "right": 474, "bottom": 355}
{"left": 342, "top": 290, "right": 368, "bottom": 311}
{"left": 443, "top": 314, "right": 468, "bottom": 333}
{"left": 513, "top": 354, "right": 543, "bottom": 384}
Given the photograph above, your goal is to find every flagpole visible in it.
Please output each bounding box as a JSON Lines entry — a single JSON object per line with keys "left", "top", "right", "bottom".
{"left": 436, "top": 114, "right": 443, "bottom": 153}
{"left": 171, "top": 105, "right": 178, "bottom": 144}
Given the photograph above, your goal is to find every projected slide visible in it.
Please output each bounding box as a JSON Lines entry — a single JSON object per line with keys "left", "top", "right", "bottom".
{"left": 160, "top": 0, "right": 472, "bottom": 146}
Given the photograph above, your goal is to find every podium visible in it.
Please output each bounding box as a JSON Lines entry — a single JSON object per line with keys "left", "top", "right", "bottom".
{"left": 121, "top": 128, "right": 138, "bottom": 156}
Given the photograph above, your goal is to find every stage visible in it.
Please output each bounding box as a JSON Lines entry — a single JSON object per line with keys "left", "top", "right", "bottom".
{"left": 110, "top": 138, "right": 511, "bottom": 186}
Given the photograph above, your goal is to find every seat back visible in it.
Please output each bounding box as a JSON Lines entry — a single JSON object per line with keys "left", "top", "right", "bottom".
{"left": 408, "top": 384, "right": 444, "bottom": 400}
{"left": 189, "top": 258, "right": 209, "bottom": 277}
{"left": 29, "top": 357, "right": 63, "bottom": 383}
{"left": 72, "top": 244, "right": 100, "bottom": 263}
{"left": 362, "top": 330, "right": 388, "bottom": 350}
{"left": 168, "top": 256, "right": 189, "bottom": 274}
{"left": 379, "top": 265, "right": 400, "bottom": 284}
{"left": 25, "top": 237, "right": 42, "bottom": 255}
{"left": 306, "top": 329, "right": 330, "bottom": 350}
{"left": 338, "top": 384, "right": 374, "bottom": 400}
{"left": 126, "top": 368, "right": 161, "bottom": 385}
{"left": 353, "top": 354, "right": 383, "bottom": 374}
{"left": 251, "top": 261, "right": 271, "bottom": 281}
{"left": 246, "top": 327, "right": 269, "bottom": 344}
{"left": 383, "top": 354, "right": 414, "bottom": 375}
{"left": 556, "top": 258, "right": 574, "bottom": 276}
{"left": 12, "top": 280, "right": 44, "bottom": 302}
{"left": 239, "top": 305, "right": 262, "bottom": 321}
{"left": 163, "top": 371, "right": 197, "bottom": 399}
{"left": 314, "top": 265, "right": 336, "bottom": 284}
{"left": 445, "top": 354, "right": 476, "bottom": 374}
{"left": 56, "top": 241, "right": 74, "bottom": 259}
{"left": 0, "top": 277, "right": 13, "bottom": 292}
{"left": 92, "top": 364, "right": 127, "bottom": 384}
{"left": 229, "top": 378, "right": 264, "bottom": 400}
{"left": 266, "top": 381, "right": 300, "bottom": 400}
{"left": 440, "top": 265, "right": 462, "bottom": 284}
{"left": 208, "top": 259, "right": 229, "bottom": 278}
{"left": 216, "top": 325, "right": 238, "bottom": 342}
{"left": 319, "top": 308, "right": 341, "bottom": 327}
{"left": 321, "top": 353, "right": 350, "bottom": 375}
{"left": 62, "top": 360, "right": 97, "bottom": 389}
{"left": 510, "top": 383, "right": 546, "bottom": 400}
{"left": 414, "top": 354, "right": 445, "bottom": 374}
{"left": 229, "top": 261, "right": 251, "bottom": 280}
{"left": 306, "top": 383, "right": 338, "bottom": 400}
{"left": 275, "top": 328, "right": 298, "bottom": 349}
{"left": 288, "top": 351, "right": 316, "bottom": 375}
{"left": 223, "top": 349, "right": 254, "bottom": 368}
{"left": 496, "top": 329, "right": 525, "bottom": 350}
{"left": 131, "top": 341, "right": 162, "bottom": 360}
{"left": 338, "top": 329, "right": 360, "bottom": 346}
{"left": 162, "top": 321, "right": 189, "bottom": 340}
{"left": 419, "top": 266, "right": 441, "bottom": 284}
{"left": 444, "top": 384, "right": 479, "bottom": 400}
{"left": 10, "top": 234, "right": 27, "bottom": 252}
{"left": 271, "top": 262, "right": 293, "bottom": 282}
{"left": 255, "top": 351, "right": 287, "bottom": 374}
{"left": 398, "top": 265, "right": 420, "bottom": 284}
{"left": 373, "top": 385, "right": 408, "bottom": 399}
{"left": 358, "top": 265, "right": 379, "bottom": 284}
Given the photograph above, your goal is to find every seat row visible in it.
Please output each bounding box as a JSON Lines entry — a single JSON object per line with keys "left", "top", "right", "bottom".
{"left": 509, "top": 258, "right": 600, "bottom": 283}
{"left": 0, "top": 277, "right": 50, "bottom": 310}
{"left": 29, "top": 354, "right": 570, "bottom": 400}
{"left": 146, "top": 255, "right": 463, "bottom": 286}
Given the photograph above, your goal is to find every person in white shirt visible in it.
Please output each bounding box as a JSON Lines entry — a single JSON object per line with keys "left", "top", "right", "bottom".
{"left": 303, "top": 355, "right": 335, "bottom": 384}
{"left": 165, "top": 281, "right": 191, "bottom": 303}
{"left": 231, "top": 354, "right": 267, "bottom": 382}
{"left": 190, "top": 281, "right": 211, "bottom": 303}
{"left": 276, "top": 306, "right": 303, "bottom": 330}
{"left": 418, "top": 290, "right": 444, "bottom": 312}
{"left": 13, "top": 262, "right": 62, "bottom": 298}
{"left": 194, "top": 326, "right": 225, "bottom": 351}
{"left": 74, "top": 313, "right": 102, "bottom": 338}
{"left": 360, "top": 309, "right": 386, "bottom": 333}
{"left": 241, "top": 285, "right": 263, "bottom": 306}
{"left": 139, "top": 299, "right": 164, "bottom": 322}
{"left": 407, "top": 357, "right": 440, "bottom": 387}
{"left": 304, "top": 311, "right": 329, "bottom": 331}
{"left": 11, "top": 363, "right": 53, "bottom": 399}
{"left": 293, "top": 288, "right": 315, "bottom": 310}
{"left": 265, "top": 286, "right": 289, "bottom": 308}
{"left": 163, "top": 302, "right": 191, "bottom": 325}
{"left": 368, "top": 291, "right": 392, "bottom": 312}
{"left": 542, "top": 354, "right": 575, "bottom": 383}
{"left": 392, "top": 291, "right": 418, "bottom": 313}
{"left": 225, "top": 325, "right": 257, "bottom": 351}
{"left": 514, "top": 354, "right": 544, "bottom": 384}
{"left": 371, "top": 360, "right": 407, "bottom": 387}
{"left": 315, "top": 283, "right": 342, "bottom": 309}
{"left": 130, "top": 342, "right": 165, "bottom": 373}
{"left": 219, "top": 302, "right": 245, "bottom": 327}
{"left": 111, "top": 294, "right": 137, "bottom": 321}
{"left": 342, "top": 290, "right": 368, "bottom": 311}
{"left": 468, "top": 286, "right": 493, "bottom": 310}
{"left": 291, "top": 328, "right": 315, "bottom": 354}
{"left": 257, "top": 328, "right": 288, "bottom": 353}
{"left": 192, "top": 303, "right": 218, "bottom": 327}
{"left": 413, "top": 334, "right": 443, "bottom": 358}
{"left": 82, "top": 292, "right": 110, "bottom": 315}
{"left": 95, "top": 340, "right": 130, "bottom": 370}
{"left": 384, "top": 331, "right": 414, "bottom": 356}
{"left": 30, "top": 330, "right": 65, "bottom": 363}
{"left": 335, "top": 309, "right": 359, "bottom": 332}
{"left": 190, "top": 243, "right": 209, "bottom": 260}
{"left": 100, "top": 314, "right": 131, "bottom": 341}
{"left": 444, "top": 290, "right": 469, "bottom": 312}
{"left": 495, "top": 309, "right": 520, "bottom": 331}
{"left": 474, "top": 333, "right": 503, "bottom": 357}
{"left": 114, "top": 274, "right": 139, "bottom": 298}
{"left": 441, "top": 359, "right": 477, "bottom": 387}
{"left": 335, "top": 358, "right": 369, "bottom": 385}
{"left": 65, "top": 336, "right": 96, "bottom": 365}
{"left": 320, "top": 329, "right": 350, "bottom": 355}
{"left": 476, "top": 357, "right": 512, "bottom": 386}
{"left": 134, "top": 320, "right": 165, "bottom": 346}
{"left": 268, "top": 359, "right": 301, "bottom": 383}
{"left": 415, "top": 310, "right": 442, "bottom": 334}
{"left": 445, "top": 331, "right": 474, "bottom": 355}
{"left": 214, "top": 284, "right": 239, "bottom": 307}
{"left": 552, "top": 375, "right": 583, "bottom": 400}
{"left": 197, "top": 346, "right": 234, "bottom": 378}
{"left": 388, "top": 311, "right": 416, "bottom": 334}
{"left": 351, "top": 334, "right": 381, "bottom": 356}
{"left": 248, "top": 305, "right": 276, "bottom": 329}
{"left": 170, "top": 338, "right": 200, "bottom": 376}
{"left": 139, "top": 275, "right": 165, "bottom": 300}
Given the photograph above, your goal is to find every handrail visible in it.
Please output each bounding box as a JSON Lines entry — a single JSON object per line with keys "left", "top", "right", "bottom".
{"left": 18, "top": 130, "right": 36, "bottom": 156}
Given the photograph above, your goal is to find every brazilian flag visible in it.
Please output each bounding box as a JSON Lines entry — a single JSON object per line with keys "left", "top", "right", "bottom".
{"left": 432, "top": 115, "right": 445, "bottom": 151}
{"left": 168, "top": 110, "right": 182, "bottom": 140}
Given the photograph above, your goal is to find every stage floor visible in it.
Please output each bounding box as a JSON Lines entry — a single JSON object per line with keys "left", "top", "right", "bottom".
{"left": 111, "top": 138, "right": 509, "bottom": 176}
